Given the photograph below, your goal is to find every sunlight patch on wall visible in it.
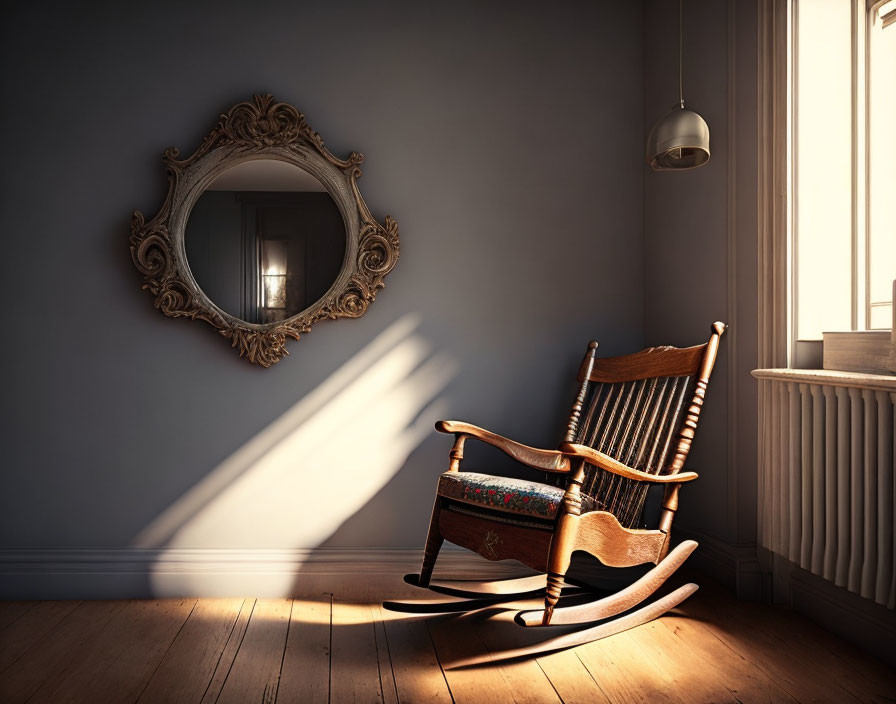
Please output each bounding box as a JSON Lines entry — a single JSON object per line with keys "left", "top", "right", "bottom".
{"left": 133, "top": 315, "right": 456, "bottom": 595}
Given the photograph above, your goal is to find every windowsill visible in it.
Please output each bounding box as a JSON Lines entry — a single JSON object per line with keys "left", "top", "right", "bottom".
{"left": 751, "top": 368, "right": 896, "bottom": 392}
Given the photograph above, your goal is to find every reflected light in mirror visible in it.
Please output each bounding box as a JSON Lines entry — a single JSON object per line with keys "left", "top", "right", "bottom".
{"left": 186, "top": 158, "right": 344, "bottom": 326}
{"left": 133, "top": 315, "right": 457, "bottom": 596}
{"left": 262, "top": 239, "right": 288, "bottom": 310}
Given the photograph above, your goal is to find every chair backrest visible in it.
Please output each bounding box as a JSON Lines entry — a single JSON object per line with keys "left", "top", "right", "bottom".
{"left": 561, "top": 322, "right": 726, "bottom": 528}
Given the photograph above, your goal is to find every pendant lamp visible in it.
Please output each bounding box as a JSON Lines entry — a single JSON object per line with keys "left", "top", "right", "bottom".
{"left": 646, "top": 0, "right": 710, "bottom": 171}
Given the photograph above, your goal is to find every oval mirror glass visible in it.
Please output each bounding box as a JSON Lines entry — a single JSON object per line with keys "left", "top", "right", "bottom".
{"left": 185, "top": 159, "right": 346, "bottom": 325}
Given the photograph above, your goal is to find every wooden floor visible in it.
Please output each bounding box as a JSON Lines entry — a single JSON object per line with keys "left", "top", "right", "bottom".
{"left": 0, "top": 575, "right": 893, "bottom": 704}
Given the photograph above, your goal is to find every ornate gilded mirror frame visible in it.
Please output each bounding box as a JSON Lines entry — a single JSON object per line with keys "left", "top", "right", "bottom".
{"left": 130, "top": 94, "right": 399, "bottom": 367}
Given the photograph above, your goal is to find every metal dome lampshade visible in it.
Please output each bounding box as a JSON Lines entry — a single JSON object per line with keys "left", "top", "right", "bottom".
{"left": 647, "top": 106, "right": 710, "bottom": 170}
{"left": 647, "top": 0, "right": 710, "bottom": 171}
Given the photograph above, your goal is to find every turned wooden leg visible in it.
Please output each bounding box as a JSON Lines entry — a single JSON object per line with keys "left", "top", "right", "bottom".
{"left": 542, "top": 515, "right": 576, "bottom": 625}
{"left": 543, "top": 573, "right": 565, "bottom": 625}
{"left": 419, "top": 499, "right": 444, "bottom": 588}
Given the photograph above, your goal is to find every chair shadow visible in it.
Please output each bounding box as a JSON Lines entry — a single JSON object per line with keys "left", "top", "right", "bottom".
{"left": 380, "top": 575, "right": 710, "bottom": 669}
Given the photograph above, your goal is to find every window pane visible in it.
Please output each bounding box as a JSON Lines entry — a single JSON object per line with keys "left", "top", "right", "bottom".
{"left": 868, "top": 4, "right": 896, "bottom": 329}
{"left": 869, "top": 303, "right": 892, "bottom": 329}
{"left": 795, "top": 0, "right": 853, "bottom": 339}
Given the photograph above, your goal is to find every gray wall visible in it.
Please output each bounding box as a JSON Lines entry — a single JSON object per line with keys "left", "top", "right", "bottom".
{"left": 0, "top": 1, "right": 645, "bottom": 553}
{"left": 643, "top": 0, "right": 759, "bottom": 567}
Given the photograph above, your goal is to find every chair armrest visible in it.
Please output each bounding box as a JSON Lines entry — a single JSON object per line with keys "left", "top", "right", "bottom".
{"left": 559, "top": 443, "right": 698, "bottom": 483}
{"left": 435, "top": 420, "right": 571, "bottom": 473}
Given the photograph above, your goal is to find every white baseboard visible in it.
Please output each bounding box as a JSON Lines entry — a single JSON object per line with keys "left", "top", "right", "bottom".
{"left": 0, "top": 547, "right": 530, "bottom": 599}
{"left": 0, "top": 537, "right": 761, "bottom": 600}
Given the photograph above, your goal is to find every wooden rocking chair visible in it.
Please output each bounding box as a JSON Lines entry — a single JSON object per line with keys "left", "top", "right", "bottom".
{"left": 408, "top": 322, "right": 726, "bottom": 638}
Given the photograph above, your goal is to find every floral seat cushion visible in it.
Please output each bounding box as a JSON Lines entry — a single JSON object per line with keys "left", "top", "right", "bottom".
{"left": 437, "top": 471, "right": 568, "bottom": 519}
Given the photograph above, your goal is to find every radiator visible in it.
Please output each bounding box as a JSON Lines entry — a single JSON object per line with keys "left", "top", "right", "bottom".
{"left": 754, "top": 370, "right": 895, "bottom": 609}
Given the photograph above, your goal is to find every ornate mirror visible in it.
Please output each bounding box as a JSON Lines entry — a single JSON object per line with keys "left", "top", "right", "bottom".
{"left": 130, "top": 95, "right": 399, "bottom": 366}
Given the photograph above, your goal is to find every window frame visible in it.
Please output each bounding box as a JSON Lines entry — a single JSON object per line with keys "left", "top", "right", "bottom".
{"left": 789, "top": 0, "right": 894, "bottom": 368}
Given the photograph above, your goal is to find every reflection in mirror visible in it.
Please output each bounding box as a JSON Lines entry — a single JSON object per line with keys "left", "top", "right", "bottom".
{"left": 185, "top": 159, "right": 346, "bottom": 325}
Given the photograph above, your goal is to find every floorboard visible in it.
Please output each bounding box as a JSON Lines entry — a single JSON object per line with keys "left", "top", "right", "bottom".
{"left": 330, "top": 599, "right": 384, "bottom": 703}
{"left": 575, "top": 624, "right": 689, "bottom": 704}
{"left": 467, "top": 607, "right": 564, "bottom": 704}
{"left": 215, "top": 598, "right": 291, "bottom": 704}
{"left": 199, "top": 598, "right": 255, "bottom": 704}
{"left": 26, "top": 599, "right": 195, "bottom": 704}
{"left": 0, "top": 601, "right": 126, "bottom": 704}
{"left": 534, "top": 647, "right": 612, "bottom": 704}
{"left": 372, "top": 605, "right": 401, "bottom": 704}
{"left": 0, "top": 575, "right": 893, "bottom": 704}
{"left": 380, "top": 608, "right": 452, "bottom": 704}
{"left": 688, "top": 587, "right": 877, "bottom": 704}
{"left": 0, "top": 600, "right": 80, "bottom": 674}
{"left": 0, "top": 602, "right": 37, "bottom": 633}
{"left": 658, "top": 609, "right": 799, "bottom": 703}
{"left": 428, "top": 610, "right": 516, "bottom": 704}
{"left": 701, "top": 587, "right": 895, "bottom": 704}
{"left": 137, "top": 598, "right": 244, "bottom": 704}
{"left": 277, "top": 596, "right": 331, "bottom": 704}
{"left": 621, "top": 618, "right": 741, "bottom": 704}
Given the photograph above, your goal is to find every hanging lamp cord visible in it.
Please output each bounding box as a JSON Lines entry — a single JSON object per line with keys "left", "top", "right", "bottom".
{"left": 679, "top": 0, "right": 684, "bottom": 108}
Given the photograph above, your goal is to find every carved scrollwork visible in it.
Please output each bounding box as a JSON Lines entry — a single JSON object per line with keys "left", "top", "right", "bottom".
{"left": 129, "top": 95, "right": 399, "bottom": 367}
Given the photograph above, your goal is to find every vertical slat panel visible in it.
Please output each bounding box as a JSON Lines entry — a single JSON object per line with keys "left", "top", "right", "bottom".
{"left": 834, "top": 386, "right": 850, "bottom": 588}
{"left": 774, "top": 381, "right": 786, "bottom": 555}
{"left": 890, "top": 391, "right": 896, "bottom": 610}
{"left": 810, "top": 385, "right": 824, "bottom": 574}
{"left": 758, "top": 377, "right": 893, "bottom": 609}
{"left": 799, "top": 384, "right": 812, "bottom": 569}
{"left": 576, "top": 383, "right": 603, "bottom": 444}
{"left": 617, "top": 379, "right": 646, "bottom": 464}
{"left": 586, "top": 383, "right": 614, "bottom": 448}
{"left": 625, "top": 378, "right": 658, "bottom": 468}
{"left": 632, "top": 379, "right": 663, "bottom": 470}
{"left": 645, "top": 378, "right": 679, "bottom": 472}
{"left": 605, "top": 382, "right": 636, "bottom": 458}
{"left": 860, "top": 390, "right": 878, "bottom": 600}
{"left": 788, "top": 383, "right": 802, "bottom": 563}
{"left": 582, "top": 382, "right": 621, "bottom": 497}
{"left": 596, "top": 382, "right": 626, "bottom": 451}
{"left": 757, "top": 381, "right": 768, "bottom": 548}
{"left": 822, "top": 385, "right": 837, "bottom": 582}
{"left": 847, "top": 389, "right": 864, "bottom": 593}
{"left": 579, "top": 371, "right": 704, "bottom": 530}
{"left": 655, "top": 379, "right": 691, "bottom": 475}
{"left": 875, "top": 391, "right": 893, "bottom": 606}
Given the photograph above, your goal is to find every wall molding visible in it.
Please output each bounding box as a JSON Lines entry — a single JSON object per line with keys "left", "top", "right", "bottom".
{"left": 0, "top": 541, "right": 766, "bottom": 601}
{"left": 756, "top": 0, "right": 791, "bottom": 564}
{"left": 757, "top": 0, "right": 790, "bottom": 371}
{"left": 0, "top": 547, "right": 529, "bottom": 600}
{"left": 726, "top": 0, "right": 741, "bottom": 548}
{"left": 676, "top": 528, "right": 764, "bottom": 600}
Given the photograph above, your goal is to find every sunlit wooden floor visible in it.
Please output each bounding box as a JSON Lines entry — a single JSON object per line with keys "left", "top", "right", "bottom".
{"left": 0, "top": 574, "right": 893, "bottom": 703}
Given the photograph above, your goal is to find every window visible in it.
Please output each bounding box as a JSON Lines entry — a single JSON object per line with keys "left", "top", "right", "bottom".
{"left": 790, "top": 0, "right": 895, "bottom": 364}
{"left": 867, "top": 0, "right": 896, "bottom": 328}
